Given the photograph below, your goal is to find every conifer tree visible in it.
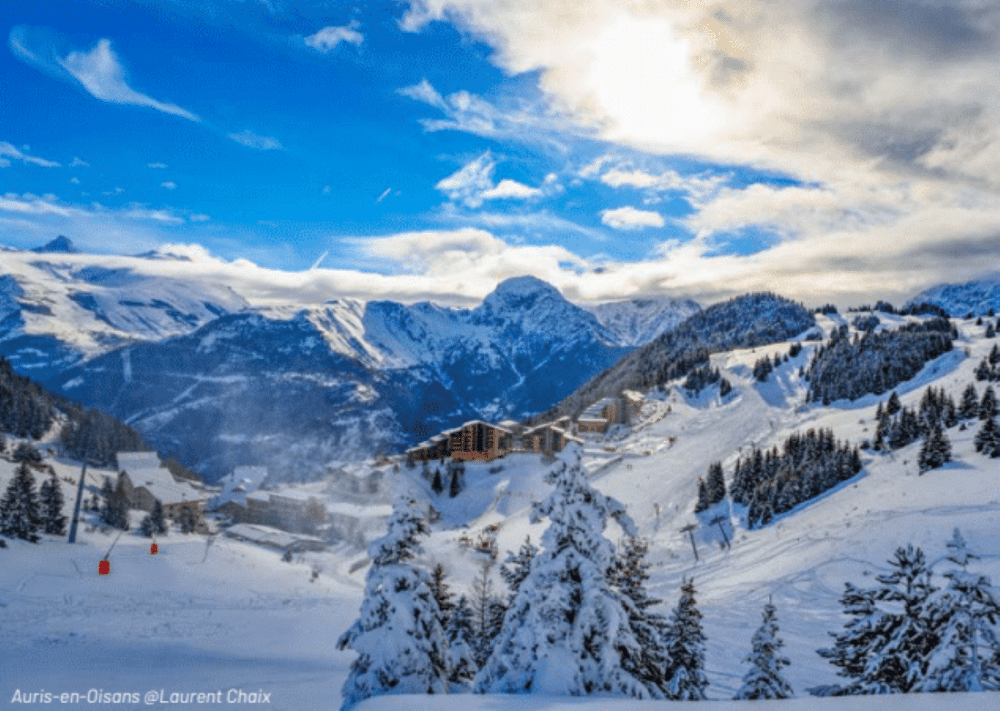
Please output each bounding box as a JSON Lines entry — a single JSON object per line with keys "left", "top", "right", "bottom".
{"left": 445, "top": 595, "right": 478, "bottom": 687}
{"left": 469, "top": 560, "right": 503, "bottom": 669}
{"left": 475, "top": 446, "right": 656, "bottom": 698}
{"left": 961, "top": 384, "right": 980, "bottom": 420}
{"left": 886, "top": 391, "right": 902, "bottom": 415}
{"left": 429, "top": 563, "right": 455, "bottom": 628}
{"left": 140, "top": 500, "right": 168, "bottom": 538}
{"left": 609, "top": 537, "right": 670, "bottom": 697}
{"left": 694, "top": 478, "right": 710, "bottom": 513}
{"left": 337, "top": 498, "right": 450, "bottom": 709}
{"left": 706, "top": 461, "right": 726, "bottom": 505}
{"left": 663, "top": 577, "right": 709, "bottom": 700}
{"left": 918, "top": 421, "right": 951, "bottom": 472}
{"left": 431, "top": 468, "right": 443, "bottom": 495}
{"left": 974, "top": 417, "right": 1000, "bottom": 457}
{"left": 920, "top": 530, "right": 1000, "bottom": 692}
{"left": 814, "top": 546, "right": 936, "bottom": 695}
{"left": 735, "top": 598, "right": 793, "bottom": 700}
{"left": 38, "top": 471, "right": 66, "bottom": 536}
{"left": 981, "top": 385, "right": 999, "bottom": 420}
{"left": 991, "top": 344, "right": 1000, "bottom": 366}
{"left": 0, "top": 462, "right": 41, "bottom": 541}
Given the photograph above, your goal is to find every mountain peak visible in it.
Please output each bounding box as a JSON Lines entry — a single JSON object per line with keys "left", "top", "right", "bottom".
{"left": 32, "top": 235, "right": 77, "bottom": 253}
{"left": 485, "top": 276, "right": 562, "bottom": 303}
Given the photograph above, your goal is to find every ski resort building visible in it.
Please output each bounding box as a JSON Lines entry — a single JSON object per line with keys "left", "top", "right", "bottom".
{"left": 117, "top": 451, "right": 206, "bottom": 523}
{"left": 405, "top": 416, "right": 582, "bottom": 463}
{"left": 211, "top": 465, "right": 269, "bottom": 520}
{"left": 244, "top": 489, "right": 326, "bottom": 534}
{"left": 576, "top": 394, "right": 641, "bottom": 434}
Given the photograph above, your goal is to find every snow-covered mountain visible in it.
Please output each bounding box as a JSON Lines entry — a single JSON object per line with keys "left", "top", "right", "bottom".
{"left": 585, "top": 296, "right": 701, "bottom": 347}
{"left": 0, "top": 243, "right": 248, "bottom": 373}
{"left": 4, "top": 309, "right": 999, "bottom": 710}
{"left": 908, "top": 276, "right": 1000, "bottom": 317}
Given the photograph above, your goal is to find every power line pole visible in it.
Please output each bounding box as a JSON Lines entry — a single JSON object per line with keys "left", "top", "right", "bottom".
{"left": 67, "top": 462, "right": 89, "bottom": 544}
{"left": 680, "top": 523, "right": 699, "bottom": 562}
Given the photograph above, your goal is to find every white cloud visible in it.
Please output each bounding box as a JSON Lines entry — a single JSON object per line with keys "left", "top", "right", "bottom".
{"left": 376, "top": 188, "right": 391, "bottom": 203}
{"left": 600, "top": 166, "right": 726, "bottom": 201}
{"left": 70, "top": 157, "right": 89, "bottom": 168}
{"left": 397, "top": 77, "right": 585, "bottom": 148}
{"left": 436, "top": 152, "right": 544, "bottom": 207}
{"left": 304, "top": 24, "right": 363, "bottom": 52}
{"left": 160, "top": 181, "right": 177, "bottom": 190}
{"left": 0, "top": 141, "right": 60, "bottom": 168}
{"left": 59, "top": 39, "right": 200, "bottom": 122}
{"left": 600, "top": 206, "right": 665, "bottom": 230}
{"left": 397, "top": 78, "right": 448, "bottom": 111}
{"left": 228, "top": 130, "right": 283, "bottom": 151}
{"left": 480, "top": 179, "right": 541, "bottom": 200}
{"left": 70, "top": 177, "right": 80, "bottom": 185}
{"left": 148, "top": 162, "right": 168, "bottom": 169}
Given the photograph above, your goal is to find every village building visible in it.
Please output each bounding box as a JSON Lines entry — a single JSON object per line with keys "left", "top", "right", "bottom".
{"left": 117, "top": 451, "right": 206, "bottom": 524}
{"left": 211, "top": 465, "right": 269, "bottom": 521}
{"left": 325, "top": 501, "right": 394, "bottom": 546}
{"left": 577, "top": 396, "right": 634, "bottom": 434}
{"left": 244, "top": 489, "right": 326, "bottom": 534}
{"left": 519, "top": 419, "right": 583, "bottom": 454}
{"left": 224, "top": 523, "right": 327, "bottom": 553}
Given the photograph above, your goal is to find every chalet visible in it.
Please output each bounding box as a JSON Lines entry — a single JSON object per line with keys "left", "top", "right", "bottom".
{"left": 117, "top": 452, "right": 205, "bottom": 523}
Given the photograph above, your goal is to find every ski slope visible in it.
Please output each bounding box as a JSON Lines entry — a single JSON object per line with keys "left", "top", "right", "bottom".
{"left": 2, "top": 315, "right": 1000, "bottom": 708}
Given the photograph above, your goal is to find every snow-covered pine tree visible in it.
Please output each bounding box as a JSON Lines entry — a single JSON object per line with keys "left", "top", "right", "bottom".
{"left": 974, "top": 416, "right": 1000, "bottom": 457}
{"left": 991, "top": 344, "right": 1000, "bottom": 366}
{"left": 38, "top": 471, "right": 66, "bottom": 536}
{"left": 918, "top": 421, "right": 951, "bottom": 472}
{"left": 500, "top": 536, "right": 537, "bottom": 599}
{"left": 961, "top": 384, "right": 980, "bottom": 420}
{"left": 980, "top": 385, "right": 999, "bottom": 420}
{"left": 0, "top": 462, "right": 41, "bottom": 541}
{"left": 920, "top": 529, "right": 1000, "bottom": 692}
{"left": 609, "top": 537, "right": 670, "bottom": 697}
{"left": 886, "top": 390, "right": 902, "bottom": 415}
{"left": 474, "top": 445, "right": 656, "bottom": 698}
{"left": 337, "top": 498, "right": 450, "bottom": 709}
{"left": 431, "top": 468, "right": 443, "bottom": 495}
{"left": 735, "top": 598, "right": 793, "bottom": 700}
{"left": 694, "top": 478, "right": 710, "bottom": 513}
{"left": 706, "top": 461, "right": 726, "bottom": 505}
{"left": 814, "top": 545, "right": 936, "bottom": 695}
{"left": 445, "top": 595, "right": 479, "bottom": 688}
{"left": 151, "top": 500, "right": 168, "bottom": 535}
{"left": 663, "top": 577, "right": 709, "bottom": 700}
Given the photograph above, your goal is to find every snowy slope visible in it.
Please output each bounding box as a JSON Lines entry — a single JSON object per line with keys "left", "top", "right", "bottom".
{"left": 3, "top": 315, "right": 1000, "bottom": 708}
{"left": 909, "top": 276, "right": 1000, "bottom": 317}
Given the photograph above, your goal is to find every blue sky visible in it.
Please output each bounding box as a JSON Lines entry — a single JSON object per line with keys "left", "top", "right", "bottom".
{"left": 3, "top": 1, "right": 1000, "bottom": 306}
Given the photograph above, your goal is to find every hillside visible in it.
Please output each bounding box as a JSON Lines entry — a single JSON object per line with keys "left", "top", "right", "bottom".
{"left": 3, "top": 311, "right": 999, "bottom": 708}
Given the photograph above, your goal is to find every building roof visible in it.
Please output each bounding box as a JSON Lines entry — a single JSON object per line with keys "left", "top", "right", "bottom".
{"left": 326, "top": 502, "right": 394, "bottom": 518}
{"left": 214, "top": 465, "right": 269, "bottom": 507}
{"left": 269, "top": 489, "right": 319, "bottom": 504}
{"left": 459, "top": 419, "right": 511, "bottom": 432}
{"left": 117, "top": 451, "right": 162, "bottom": 470}
{"left": 123, "top": 466, "right": 203, "bottom": 505}
{"left": 225, "top": 523, "right": 324, "bottom": 549}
